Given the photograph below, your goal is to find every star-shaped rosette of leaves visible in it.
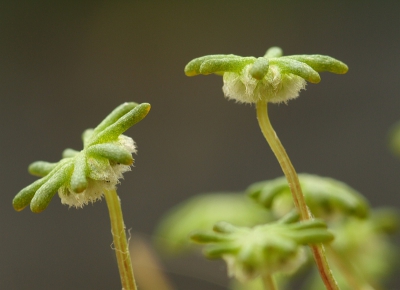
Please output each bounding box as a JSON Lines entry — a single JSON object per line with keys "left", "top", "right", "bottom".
{"left": 247, "top": 174, "right": 369, "bottom": 220}
{"left": 190, "top": 214, "right": 334, "bottom": 282}
{"left": 13, "top": 102, "right": 150, "bottom": 213}
{"left": 185, "top": 47, "right": 348, "bottom": 104}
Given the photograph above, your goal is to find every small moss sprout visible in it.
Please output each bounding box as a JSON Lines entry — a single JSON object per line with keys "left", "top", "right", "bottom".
{"left": 13, "top": 102, "right": 151, "bottom": 290}
{"left": 13, "top": 102, "right": 150, "bottom": 213}
{"left": 184, "top": 46, "right": 350, "bottom": 290}
{"left": 185, "top": 47, "right": 348, "bottom": 104}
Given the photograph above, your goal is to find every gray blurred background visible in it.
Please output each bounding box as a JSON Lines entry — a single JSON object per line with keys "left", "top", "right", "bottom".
{"left": 1, "top": 1, "right": 399, "bottom": 289}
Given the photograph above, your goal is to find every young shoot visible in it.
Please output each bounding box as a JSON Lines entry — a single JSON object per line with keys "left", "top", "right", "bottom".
{"left": 13, "top": 102, "right": 151, "bottom": 290}
{"left": 185, "top": 46, "right": 348, "bottom": 290}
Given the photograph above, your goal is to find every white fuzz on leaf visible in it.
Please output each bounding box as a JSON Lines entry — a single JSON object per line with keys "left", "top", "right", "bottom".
{"left": 58, "top": 135, "right": 136, "bottom": 208}
{"left": 222, "top": 65, "right": 306, "bottom": 104}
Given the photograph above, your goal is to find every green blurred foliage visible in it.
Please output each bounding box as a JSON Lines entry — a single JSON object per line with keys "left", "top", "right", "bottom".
{"left": 305, "top": 209, "right": 399, "bottom": 290}
{"left": 154, "top": 193, "right": 271, "bottom": 255}
{"left": 247, "top": 174, "right": 369, "bottom": 220}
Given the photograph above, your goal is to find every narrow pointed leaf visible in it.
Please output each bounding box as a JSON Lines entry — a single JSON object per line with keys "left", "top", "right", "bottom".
{"left": 13, "top": 178, "right": 48, "bottom": 211}
{"left": 62, "top": 148, "right": 79, "bottom": 158}
{"left": 199, "top": 57, "right": 255, "bottom": 75}
{"left": 13, "top": 159, "right": 70, "bottom": 211}
{"left": 270, "top": 58, "right": 321, "bottom": 83}
{"left": 184, "top": 54, "right": 241, "bottom": 76}
{"left": 87, "top": 143, "right": 133, "bottom": 165}
{"left": 28, "top": 161, "right": 58, "bottom": 177}
{"left": 30, "top": 162, "right": 73, "bottom": 213}
{"left": 285, "top": 55, "right": 349, "bottom": 74}
{"left": 88, "top": 103, "right": 151, "bottom": 145}
{"left": 70, "top": 153, "right": 88, "bottom": 193}
{"left": 287, "top": 229, "right": 334, "bottom": 244}
{"left": 92, "top": 102, "right": 138, "bottom": 136}
{"left": 190, "top": 231, "right": 229, "bottom": 243}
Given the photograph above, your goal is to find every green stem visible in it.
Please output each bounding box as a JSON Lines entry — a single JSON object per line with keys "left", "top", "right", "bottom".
{"left": 256, "top": 101, "right": 338, "bottom": 290}
{"left": 104, "top": 189, "right": 137, "bottom": 290}
{"left": 262, "top": 274, "right": 278, "bottom": 290}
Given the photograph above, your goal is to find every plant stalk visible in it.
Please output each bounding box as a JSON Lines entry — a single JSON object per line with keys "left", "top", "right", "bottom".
{"left": 256, "top": 100, "right": 338, "bottom": 290}
{"left": 262, "top": 273, "right": 278, "bottom": 290}
{"left": 104, "top": 189, "right": 137, "bottom": 290}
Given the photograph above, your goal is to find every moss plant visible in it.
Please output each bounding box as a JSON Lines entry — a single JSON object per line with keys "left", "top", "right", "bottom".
{"left": 185, "top": 47, "right": 348, "bottom": 290}
{"left": 12, "top": 102, "right": 150, "bottom": 290}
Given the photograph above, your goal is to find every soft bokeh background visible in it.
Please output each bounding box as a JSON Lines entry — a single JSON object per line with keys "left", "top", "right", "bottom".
{"left": 1, "top": 1, "right": 399, "bottom": 289}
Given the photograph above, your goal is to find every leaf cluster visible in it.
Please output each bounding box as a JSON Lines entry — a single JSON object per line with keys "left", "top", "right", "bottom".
{"left": 13, "top": 102, "right": 150, "bottom": 213}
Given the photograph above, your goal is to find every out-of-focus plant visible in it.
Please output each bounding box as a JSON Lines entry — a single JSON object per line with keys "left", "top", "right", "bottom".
{"left": 388, "top": 121, "right": 400, "bottom": 157}
{"left": 248, "top": 176, "right": 398, "bottom": 290}
{"left": 155, "top": 193, "right": 271, "bottom": 255}
{"left": 154, "top": 171, "right": 398, "bottom": 289}
{"left": 306, "top": 209, "right": 398, "bottom": 290}
{"left": 247, "top": 174, "right": 369, "bottom": 221}
{"left": 191, "top": 214, "right": 333, "bottom": 289}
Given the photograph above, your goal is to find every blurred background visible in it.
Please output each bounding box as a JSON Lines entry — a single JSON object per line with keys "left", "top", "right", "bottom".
{"left": 1, "top": 1, "right": 399, "bottom": 289}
